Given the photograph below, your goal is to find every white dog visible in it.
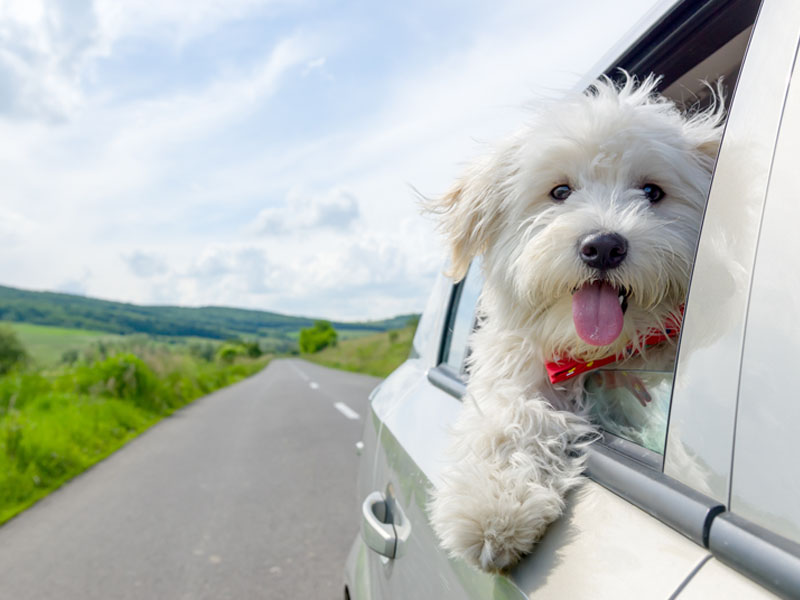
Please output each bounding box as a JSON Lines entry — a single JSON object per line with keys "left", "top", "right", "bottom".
{"left": 427, "top": 74, "right": 724, "bottom": 572}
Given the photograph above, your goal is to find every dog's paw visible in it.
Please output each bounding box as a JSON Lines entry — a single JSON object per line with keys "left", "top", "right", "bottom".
{"left": 430, "top": 474, "right": 565, "bottom": 572}
{"left": 468, "top": 515, "right": 541, "bottom": 572}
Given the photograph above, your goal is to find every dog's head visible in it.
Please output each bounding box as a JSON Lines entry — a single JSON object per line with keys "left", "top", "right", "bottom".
{"left": 430, "top": 75, "right": 724, "bottom": 360}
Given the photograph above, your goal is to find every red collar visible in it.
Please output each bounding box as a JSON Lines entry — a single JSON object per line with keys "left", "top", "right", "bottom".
{"left": 545, "top": 306, "right": 684, "bottom": 384}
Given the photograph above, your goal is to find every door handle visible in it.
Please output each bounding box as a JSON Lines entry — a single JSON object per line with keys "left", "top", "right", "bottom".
{"left": 361, "top": 491, "right": 397, "bottom": 558}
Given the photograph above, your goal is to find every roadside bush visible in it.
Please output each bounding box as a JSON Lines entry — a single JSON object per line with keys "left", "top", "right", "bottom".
{"left": 65, "top": 354, "right": 165, "bottom": 412}
{"left": 0, "top": 326, "right": 28, "bottom": 375}
{"left": 0, "top": 372, "right": 52, "bottom": 415}
{"left": 189, "top": 341, "right": 216, "bottom": 362}
{"left": 299, "top": 320, "right": 338, "bottom": 353}
{"left": 243, "top": 340, "right": 262, "bottom": 358}
{"left": 217, "top": 343, "right": 246, "bottom": 364}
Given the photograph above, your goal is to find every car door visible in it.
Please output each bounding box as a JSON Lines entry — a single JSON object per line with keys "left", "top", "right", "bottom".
{"left": 352, "top": 0, "right": 800, "bottom": 598}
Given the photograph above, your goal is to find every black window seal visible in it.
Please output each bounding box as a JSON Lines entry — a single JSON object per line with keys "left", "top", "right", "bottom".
{"left": 437, "top": 279, "right": 465, "bottom": 367}
{"left": 708, "top": 512, "right": 800, "bottom": 598}
{"left": 606, "top": 0, "right": 761, "bottom": 90}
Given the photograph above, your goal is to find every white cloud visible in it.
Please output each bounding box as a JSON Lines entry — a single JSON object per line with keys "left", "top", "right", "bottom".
{"left": 56, "top": 269, "right": 91, "bottom": 296}
{"left": 186, "top": 245, "right": 278, "bottom": 296}
{"left": 0, "top": 208, "right": 37, "bottom": 245}
{"left": 0, "top": 0, "right": 287, "bottom": 122}
{"left": 0, "top": 0, "right": 96, "bottom": 120}
{"left": 92, "top": 0, "right": 281, "bottom": 49}
{"left": 123, "top": 251, "right": 168, "bottom": 278}
{"left": 253, "top": 187, "right": 360, "bottom": 235}
{"left": 303, "top": 56, "right": 326, "bottom": 75}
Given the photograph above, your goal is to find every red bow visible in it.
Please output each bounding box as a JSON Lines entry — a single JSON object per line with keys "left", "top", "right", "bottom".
{"left": 545, "top": 306, "right": 684, "bottom": 384}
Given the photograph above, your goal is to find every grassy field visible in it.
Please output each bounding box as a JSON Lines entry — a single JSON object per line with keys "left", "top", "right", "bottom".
{"left": 0, "top": 336, "right": 270, "bottom": 525}
{"left": 302, "top": 325, "right": 415, "bottom": 378}
{"left": 4, "top": 321, "right": 122, "bottom": 366}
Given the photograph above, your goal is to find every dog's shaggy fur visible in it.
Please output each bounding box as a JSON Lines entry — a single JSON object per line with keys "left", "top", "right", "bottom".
{"left": 427, "top": 75, "right": 724, "bottom": 571}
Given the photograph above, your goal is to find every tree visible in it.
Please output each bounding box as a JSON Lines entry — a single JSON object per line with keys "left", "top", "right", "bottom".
{"left": 298, "top": 320, "right": 338, "bottom": 353}
{"left": 0, "top": 325, "right": 29, "bottom": 375}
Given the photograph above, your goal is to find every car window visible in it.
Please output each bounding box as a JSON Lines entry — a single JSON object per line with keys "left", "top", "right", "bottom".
{"left": 580, "top": 16, "right": 758, "bottom": 457}
{"left": 442, "top": 260, "right": 483, "bottom": 374}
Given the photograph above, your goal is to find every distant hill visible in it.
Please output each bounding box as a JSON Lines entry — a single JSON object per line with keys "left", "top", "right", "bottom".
{"left": 0, "top": 284, "right": 418, "bottom": 341}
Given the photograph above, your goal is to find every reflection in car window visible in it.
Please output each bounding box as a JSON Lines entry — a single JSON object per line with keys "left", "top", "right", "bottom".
{"left": 444, "top": 260, "right": 483, "bottom": 374}
{"left": 584, "top": 369, "right": 673, "bottom": 454}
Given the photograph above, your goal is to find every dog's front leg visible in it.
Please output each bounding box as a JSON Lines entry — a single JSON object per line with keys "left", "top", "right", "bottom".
{"left": 429, "top": 389, "right": 593, "bottom": 572}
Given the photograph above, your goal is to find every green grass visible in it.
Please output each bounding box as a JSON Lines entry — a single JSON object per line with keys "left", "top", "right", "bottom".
{"left": 0, "top": 349, "right": 270, "bottom": 525}
{"left": 5, "top": 321, "right": 122, "bottom": 366}
{"left": 335, "top": 329, "right": 377, "bottom": 341}
{"left": 302, "top": 325, "right": 415, "bottom": 378}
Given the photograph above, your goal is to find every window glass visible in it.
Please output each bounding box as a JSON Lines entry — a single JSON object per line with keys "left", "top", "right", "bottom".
{"left": 444, "top": 260, "right": 482, "bottom": 374}
{"left": 584, "top": 369, "right": 673, "bottom": 454}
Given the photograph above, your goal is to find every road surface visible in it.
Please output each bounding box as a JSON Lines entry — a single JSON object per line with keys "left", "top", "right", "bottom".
{"left": 0, "top": 359, "right": 380, "bottom": 600}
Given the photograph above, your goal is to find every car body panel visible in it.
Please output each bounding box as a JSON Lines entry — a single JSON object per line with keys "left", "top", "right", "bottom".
{"left": 510, "top": 483, "right": 709, "bottom": 599}
{"left": 731, "top": 38, "right": 800, "bottom": 544}
{"left": 665, "top": 0, "right": 800, "bottom": 501}
{"left": 677, "top": 558, "right": 779, "bottom": 599}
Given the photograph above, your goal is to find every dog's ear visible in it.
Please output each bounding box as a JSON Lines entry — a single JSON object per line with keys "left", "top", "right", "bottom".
{"left": 427, "top": 158, "right": 505, "bottom": 281}
{"left": 683, "top": 81, "right": 726, "bottom": 165}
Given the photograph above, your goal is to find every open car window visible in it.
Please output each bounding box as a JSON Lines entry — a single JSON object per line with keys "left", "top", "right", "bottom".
{"left": 432, "top": 1, "right": 762, "bottom": 463}
{"left": 581, "top": 3, "right": 759, "bottom": 458}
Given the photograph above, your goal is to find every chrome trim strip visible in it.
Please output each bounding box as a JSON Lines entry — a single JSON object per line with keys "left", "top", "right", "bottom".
{"left": 600, "top": 431, "right": 663, "bottom": 471}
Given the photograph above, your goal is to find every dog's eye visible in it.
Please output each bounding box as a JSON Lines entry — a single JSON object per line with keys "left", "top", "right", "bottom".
{"left": 550, "top": 185, "right": 572, "bottom": 201}
{"left": 642, "top": 183, "right": 665, "bottom": 203}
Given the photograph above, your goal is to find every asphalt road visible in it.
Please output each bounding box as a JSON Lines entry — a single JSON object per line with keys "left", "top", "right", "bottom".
{"left": 0, "top": 359, "right": 380, "bottom": 600}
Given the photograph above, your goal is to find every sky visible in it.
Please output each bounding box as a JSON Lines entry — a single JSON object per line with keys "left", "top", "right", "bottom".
{"left": 0, "top": 0, "right": 666, "bottom": 321}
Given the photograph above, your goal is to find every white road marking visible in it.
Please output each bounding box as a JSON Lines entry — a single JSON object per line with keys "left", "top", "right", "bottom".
{"left": 334, "top": 402, "right": 360, "bottom": 420}
{"left": 289, "top": 361, "right": 360, "bottom": 421}
{"left": 288, "top": 361, "right": 309, "bottom": 381}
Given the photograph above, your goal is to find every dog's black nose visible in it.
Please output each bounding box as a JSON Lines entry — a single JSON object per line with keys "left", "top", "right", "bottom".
{"left": 579, "top": 232, "right": 628, "bottom": 270}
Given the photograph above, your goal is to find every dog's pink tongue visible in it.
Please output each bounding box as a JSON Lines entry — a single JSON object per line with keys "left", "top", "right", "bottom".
{"left": 572, "top": 281, "right": 624, "bottom": 346}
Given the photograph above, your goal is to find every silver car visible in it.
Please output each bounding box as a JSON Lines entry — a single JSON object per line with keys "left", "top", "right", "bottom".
{"left": 345, "top": 0, "right": 800, "bottom": 597}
